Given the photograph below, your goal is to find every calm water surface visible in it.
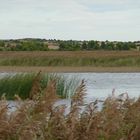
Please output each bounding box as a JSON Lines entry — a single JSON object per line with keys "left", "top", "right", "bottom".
{"left": 59, "top": 73, "right": 140, "bottom": 101}
{"left": 1, "top": 72, "right": 140, "bottom": 100}
{"left": 1, "top": 72, "right": 140, "bottom": 112}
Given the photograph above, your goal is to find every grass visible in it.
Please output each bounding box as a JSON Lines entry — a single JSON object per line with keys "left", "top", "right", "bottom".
{"left": 0, "top": 66, "right": 140, "bottom": 73}
{"left": 0, "top": 72, "right": 79, "bottom": 99}
{"left": 1, "top": 57, "right": 140, "bottom": 67}
{"left": 0, "top": 80, "right": 140, "bottom": 139}
{"left": 0, "top": 73, "right": 34, "bottom": 99}
{"left": 0, "top": 51, "right": 140, "bottom": 67}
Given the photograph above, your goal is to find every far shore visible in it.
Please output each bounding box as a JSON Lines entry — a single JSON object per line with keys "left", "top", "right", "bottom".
{"left": 0, "top": 66, "right": 140, "bottom": 73}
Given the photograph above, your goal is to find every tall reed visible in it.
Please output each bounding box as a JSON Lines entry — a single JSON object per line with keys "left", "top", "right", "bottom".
{"left": 0, "top": 72, "right": 78, "bottom": 99}
{"left": 0, "top": 51, "right": 140, "bottom": 67}
{"left": 0, "top": 80, "right": 140, "bottom": 139}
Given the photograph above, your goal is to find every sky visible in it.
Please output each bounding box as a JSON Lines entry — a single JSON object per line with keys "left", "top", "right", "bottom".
{"left": 0, "top": 0, "right": 140, "bottom": 41}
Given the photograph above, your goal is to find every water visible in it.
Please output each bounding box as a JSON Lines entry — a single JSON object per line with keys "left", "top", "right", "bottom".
{"left": 59, "top": 73, "right": 140, "bottom": 100}
{"left": 58, "top": 73, "right": 140, "bottom": 113}
{"left": 0, "top": 72, "right": 140, "bottom": 100}
{"left": 48, "top": 72, "right": 140, "bottom": 113}
{"left": 1, "top": 72, "right": 140, "bottom": 112}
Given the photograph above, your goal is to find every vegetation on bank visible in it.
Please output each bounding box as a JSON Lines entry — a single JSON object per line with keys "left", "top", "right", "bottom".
{"left": 0, "top": 39, "right": 49, "bottom": 51}
{"left": 59, "top": 40, "right": 137, "bottom": 51}
{"left": 0, "top": 79, "right": 140, "bottom": 139}
{"left": 0, "top": 38, "right": 139, "bottom": 51}
{"left": 0, "top": 72, "right": 79, "bottom": 99}
{"left": 0, "top": 51, "right": 140, "bottom": 67}
{"left": 1, "top": 55, "right": 140, "bottom": 67}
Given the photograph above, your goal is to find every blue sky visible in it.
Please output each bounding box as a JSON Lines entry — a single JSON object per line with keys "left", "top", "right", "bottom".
{"left": 0, "top": 0, "right": 140, "bottom": 41}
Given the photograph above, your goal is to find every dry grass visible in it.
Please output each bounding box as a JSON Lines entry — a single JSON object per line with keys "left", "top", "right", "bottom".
{"left": 0, "top": 79, "right": 140, "bottom": 140}
{"left": 0, "top": 51, "right": 140, "bottom": 58}
{"left": 0, "top": 66, "right": 140, "bottom": 72}
{"left": 0, "top": 51, "right": 140, "bottom": 68}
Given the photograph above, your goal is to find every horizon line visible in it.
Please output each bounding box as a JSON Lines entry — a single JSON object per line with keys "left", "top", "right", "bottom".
{"left": 0, "top": 37, "right": 139, "bottom": 42}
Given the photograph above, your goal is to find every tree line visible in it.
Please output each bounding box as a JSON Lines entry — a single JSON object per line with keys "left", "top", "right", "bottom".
{"left": 59, "top": 40, "right": 136, "bottom": 51}
{"left": 0, "top": 39, "right": 48, "bottom": 51}
{"left": 0, "top": 38, "right": 137, "bottom": 51}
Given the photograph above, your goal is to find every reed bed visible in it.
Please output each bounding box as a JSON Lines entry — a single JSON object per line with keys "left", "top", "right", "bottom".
{"left": 0, "top": 51, "right": 140, "bottom": 58}
{"left": 0, "top": 55, "right": 140, "bottom": 67}
{"left": 0, "top": 79, "right": 140, "bottom": 140}
{"left": 0, "top": 66, "right": 140, "bottom": 73}
{"left": 0, "top": 51, "right": 140, "bottom": 67}
{"left": 0, "top": 72, "right": 78, "bottom": 99}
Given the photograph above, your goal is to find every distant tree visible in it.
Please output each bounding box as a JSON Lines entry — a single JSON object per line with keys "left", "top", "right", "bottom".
{"left": 0, "top": 39, "right": 138, "bottom": 51}
{"left": 122, "top": 43, "right": 130, "bottom": 50}
{"left": 59, "top": 42, "right": 66, "bottom": 50}
{"left": 87, "top": 41, "right": 96, "bottom": 50}
{"left": 59, "top": 41, "right": 80, "bottom": 51}
{"left": 127, "top": 42, "right": 136, "bottom": 50}
{"left": 81, "top": 41, "right": 88, "bottom": 50}
{"left": 15, "top": 44, "right": 23, "bottom": 51}
{"left": 0, "top": 41, "right": 5, "bottom": 47}
{"left": 116, "top": 42, "right": 123, "bottom": 50}
{"left": 94, "top": 41, "right": 100, "bottom": 50}
{"left": 107, "top": 42, "right": 114, "bottom": 50}
{"left": 100, "top": 42, "right": 106, "bottom": 50}
{"left": 0, "top": 47, "right": 4, "bottom": 51}
{"left": 74, "top": 43, "right": 81, "bottom": 51}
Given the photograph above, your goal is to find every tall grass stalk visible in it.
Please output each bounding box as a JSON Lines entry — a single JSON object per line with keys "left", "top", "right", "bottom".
{"left": 0, "top": 73, "right": 34, "bottom": 99}
{"left": 0, "top": 73, "right": 78, "bottom": 99}
{"left": 0, "top": 80, "right": 140, "bottom": 139}
{"left": 0, "top": 51, "right": 140, "bottom": 67}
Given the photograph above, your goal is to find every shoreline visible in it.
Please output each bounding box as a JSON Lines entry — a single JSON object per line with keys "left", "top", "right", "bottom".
{"left": 0, "top": 66, "right": 140, "bottom": 73}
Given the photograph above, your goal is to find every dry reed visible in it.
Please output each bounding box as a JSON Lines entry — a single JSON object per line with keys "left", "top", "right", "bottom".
{"left": 0, "top": 79, "right": 140, "bottom": 140}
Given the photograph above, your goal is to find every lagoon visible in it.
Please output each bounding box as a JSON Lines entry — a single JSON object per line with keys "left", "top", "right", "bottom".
{"left": 59, "top": 73, "right": 140, "bottom": 101}
{"left": 1, "top": 72, "right": 140, "bottom": 113}
{"left": 0, "top": 72, "right": 140, "bottom": 100}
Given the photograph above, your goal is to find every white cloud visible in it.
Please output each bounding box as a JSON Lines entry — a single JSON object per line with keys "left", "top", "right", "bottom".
{"left": 0, "top": 0, "right": 139, "bottom": 41}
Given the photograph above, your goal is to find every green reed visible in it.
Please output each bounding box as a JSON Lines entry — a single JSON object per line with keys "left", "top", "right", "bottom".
{"left": 0, "top": 73, "right": 78, "bottom": 99}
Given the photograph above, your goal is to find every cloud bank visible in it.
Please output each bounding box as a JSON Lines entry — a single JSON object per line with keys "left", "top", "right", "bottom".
{"left": 0, "top": 0, "right": 139, "bottom": 41}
